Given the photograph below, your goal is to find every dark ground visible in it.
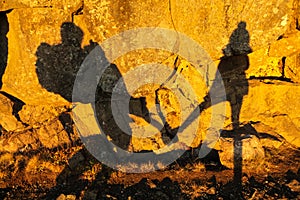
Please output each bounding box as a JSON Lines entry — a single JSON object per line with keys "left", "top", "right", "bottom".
{"left": 0, "top": 140, "right": 299, "bottom": 200}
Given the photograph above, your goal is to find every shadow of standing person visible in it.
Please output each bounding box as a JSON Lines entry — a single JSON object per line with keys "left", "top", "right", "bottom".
{"left": 199, "top": 21, "right": 252, "bottom": 128}
{"left": 0, "top": 11, "right": 9, "bottom": 90}
{"left": 198, "top": 21, "right": 252, "bottom": 197}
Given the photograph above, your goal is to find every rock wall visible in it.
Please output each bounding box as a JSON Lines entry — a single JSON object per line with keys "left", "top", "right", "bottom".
{"left": 0, "top": 0, "right": 300, "bottom": 156}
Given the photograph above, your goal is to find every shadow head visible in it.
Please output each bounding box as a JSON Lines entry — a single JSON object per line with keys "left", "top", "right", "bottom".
{"left": 60, "top": 22, "right": 83, "bottom": 47}
{"left": 237, "top": 21, "right": 247, "bottom": 29}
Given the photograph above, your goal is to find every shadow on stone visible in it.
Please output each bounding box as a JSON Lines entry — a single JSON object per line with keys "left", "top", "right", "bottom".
{"left": 36, "top": 22, "right": 150, "bottom": 151}
{"left": 0, "top": 11, "right": 9, "bottom": 90}
{"left": 200, "top": 22, "right": 253, "bottom": 193}
{"left": 35, "top": 22, "right": 98, "bottom": 101}
{"left": 0, "top": 91, "right": 25, "bottom": 122}
{"left": 174, "top": 21, "right": 253, "bottom": 195}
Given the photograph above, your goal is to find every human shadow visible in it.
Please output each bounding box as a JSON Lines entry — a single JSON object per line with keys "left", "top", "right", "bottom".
{"left": 200, "top": 21, "right": 252, "bottom": 196}
{"left": 35, "top": 22, "right": 152, "bottom": 199}
{"left": 35, "top": 22, "right": 98, "bottom": 101}
{"left": 0, "top": 11, "right": 9, "bottom": 89}
{"left": 170, "top": 21, "right": 252, "bottom": 196}
{"left": 201, "top": 21, "right": 252, "bottom": 196}
{"left": 199, "top": 21, "right": 251, "bottom": 127}
{"left": 35, "top": 22, "right": 149, "bottom": 151}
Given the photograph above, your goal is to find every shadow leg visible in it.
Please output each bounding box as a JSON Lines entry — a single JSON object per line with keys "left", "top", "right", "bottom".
{"left": 231, "top": 95, "right": 243, "bottom": 196}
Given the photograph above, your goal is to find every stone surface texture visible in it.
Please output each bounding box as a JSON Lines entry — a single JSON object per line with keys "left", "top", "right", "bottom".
{"left": 0, "top": 0, "right": 299, "bottom": 170}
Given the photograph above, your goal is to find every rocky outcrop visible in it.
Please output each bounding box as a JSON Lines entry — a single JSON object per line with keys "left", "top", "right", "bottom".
{"left": 0, "top": 0, "right": 300, "bottom": 171}
{"left": 219, "top": 134, "right": 265, "bottom": 170}
{"left": 81, "top": 0, "right": 295, "bottom": 58}
{"left": 0, "top": 9, "right": 71, "bottom": 105}
{"left": 0, "top": 0, "right": 299, "bottom": 104}
{"left": 0, "top": 93, "right": 23, "bottom": 132}
{"left": 241, "top": 80, "right": 300, "bottom": 147}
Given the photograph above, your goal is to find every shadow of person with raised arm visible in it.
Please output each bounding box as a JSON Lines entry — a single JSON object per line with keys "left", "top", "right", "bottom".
{"left": 36, "top": 22, "right": 149, "bottom": 150}
{"left": 36, "top": 22, "right": 150, "bottom": 199}
{"left": 200, "top": 21, "right": 252, "bottom": 128}
{"left": 0, "top": 11, "right": 9, "bottom": 90}
{"left": 199, "top": 21, "right": 252, "bottom": 197}
{"left": 179, "top": 22, "right": 252, "bottom": 135}
{"left": 175, "top": 21, "right": 252, "bottom": 197}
